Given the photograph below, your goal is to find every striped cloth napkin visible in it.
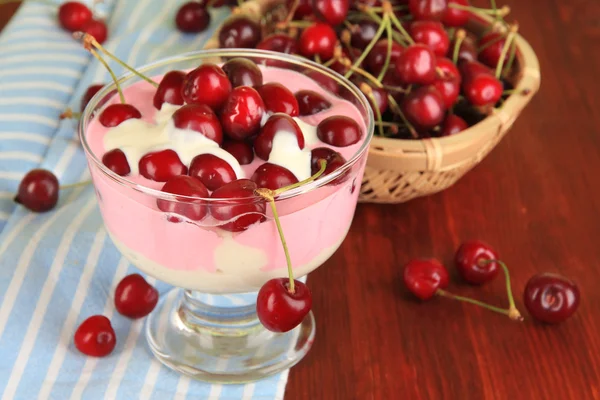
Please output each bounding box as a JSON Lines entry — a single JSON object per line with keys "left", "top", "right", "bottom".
{"left": 0, "top": 1, "right": 292, "bottom": 398}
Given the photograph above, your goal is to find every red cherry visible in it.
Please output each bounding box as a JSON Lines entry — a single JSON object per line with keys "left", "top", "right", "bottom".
{"left": 181, "top": 64, "right": 232, "bottom": 110}
{"left": 189, "top": 153, "right": 237, "bottom": 191}
{"left": 462, "top": 72, "right": 503, "bottom": 106}
{"left": 311, "top": 0, "right": 349, "bottom": 25}
{"left": 401, "top": 85, "right": 446, "bottom": 130}
{"left": 218, "top": 16, "right": 261, "bottom": 48}
{"left": 408, "top": 0, "right": 448, "bottom": 21}
{"left": 403, "top": 259, "right": 449, "bottom": 300}
{"left": 329, "top": 47, "right": 361, "bottom": 76}
{"left": 478, "top": 32, "right": 506, "bottom": 68}
{"left": 366, "top": 40, "right": 404, "bottom": 76}
{"left": 74, "top": 315, "right": 116, "bottom": 357}
{"left": 395, "top": 44, "right": 437, "bottom": 85}
{"left": 288, "top": 0, "right": 313, "bottom": 19}
{"left": 433, "top": 57, "right": 460, "bottom": 108}
{"left": 80, "top": 84, "right": 104, "bottom": 112}
{"left": 317, "top": 115, "right": 362, "bottom": 147}
{"left": 363, "top": 83, "right": 389, "bottom": 114}
{"left": 350, "top": 18, "right": 380, "bottom": 50}
{"left": 58, "top": 1, "right": 92, "bottom": 32}
{"left": 256, "top": 34, "right": 299, "bottom": 67}
{"left": 114, "top": 274, "right": 159, "bottom": 319}
{"left": 222, "top": 57, "right": 263, "bottom": 88}
{"left": 251, "top": 163, "right": 298, "bottom": 190}
{"left": 175, "top": 1, "right": 211, "bottom": 33}
{"left": 15, "top": 169, "right": 59, "bottom": 212}
{"left": 298, "top": 23, "right": 337, "bottom": 61}
{"left": 448, "top": 34, "right": 477, "bottom": 62}
{"left": 409, "top": 21, "right": 449, "bottom": 57}
{"left": 82, "top": 19, "right": 108, "bottom": 44}
{"left": 440, "top": 114, "right": 468, "bottom": 136}
{"left": 157, "top": 175, "right": 209, "bottom": 220}
{"left": 524, "top": 273, "right": 580, "bottom": 324}
{"left": 295, "top": 90, "right": 332, "bottom": 116}
{"left": 153, "top": 70, "right": 185, "bottom": 110}
{"left": 442, "top": 0, "right": 470, "bottom": 27}
{"left": 210, "top": 179, "right": 266, "bottom": 232}
{"left": 139, "top": 150, "right": 188, "bottom": 182}
{"left": 255, "top": 114, "right": 305, "bottom": 160}
{"left": 257, "top": 83, "right": 299, "bottom": 117}
{"left": 257, "top": 278, "right": 312, "bottom": 333}
{"left": 102, "top": 149, "right": 130, "bottom": 176}
{"left": 98, "top": 103, "right": 142, "bottom": 128}
{"left": 310, "top": 147, "right": 347, "bottom": 184}
{"left": 221, "top": 86, "right": 265, "bottom": 140}
{"left": 172, "top": 103, "right": 223, "bottom": 145}
{"left": 223, "top": 140, "right": 254, "bottom": 165}
{"left": 454, "top": 240, "right": 500, "bottom": 284}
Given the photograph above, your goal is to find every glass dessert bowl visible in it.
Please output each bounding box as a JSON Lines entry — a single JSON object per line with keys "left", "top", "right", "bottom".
{"left": 79, "top": 49, "right": 374, "bottom": 383}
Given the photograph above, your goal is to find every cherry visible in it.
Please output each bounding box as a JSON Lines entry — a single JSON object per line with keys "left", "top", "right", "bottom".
{"left": 433, "top": 57, "right": 460, "bottom": 108}
{"left": 257, "top": 33, "right": 298, "bottom": 54}
{"left": 255, "top": 114, "right": 305, "bottom": 160}
{"left": 114, "top": 274, "right": 159, "bottom": 319}
{"left": 288, "top": 0, "right": 313, "bottom": 19}
{"left": 175, "top": 1, "right": 211, "bottom": 33}
{"left": 181, "top": 63, "right": 231, "bottom": 111}
{"left": 102, "top": 149, "right": 130, "bottom": 176}
{"left": 329, "top": 47, "right": 361, "bottom": 76}
{"left": 139, "top": 150, "right": 188, "bottom": 182}
{"left": 311, "top": 0, "right": 349, "bottom": 26}
{"left": 218, "top": 16, "right": 261, "bottom": 48}
{"left": 98, "top": 103, "right": 142, "bottom": 128}
{"left": 189, "top": 153, "right": 237, "bottom": 191}
{"left": 82, "top": 19, "right": 108, "bottom": 44}
{"left": 350, "top": 19, "right": 380, "bottom": 50}
{"left": 461, "top": 72, "right": 503, "bottom": 106}
{"left": 156, "top": 175, "right": 210, "bottom": 220}
{"left": 310, "top": 147, "right": 347, "bottom": 180}
{"left": 365, "top": 83, "right": 389, "bottom": 114}
{"left": 295, "top": 90, "right": 332, "bottom": 116}
{"left": 449, "top": 33, "right": 477, "bottom": 62}
{"left": 172, "top": 103, "right": 223, "bottom": 145}
{"left": 298, "top": 23, "right": 337, "bottom": 61}
{"left": 409, "top": 21, "right": 449, "bottom": 57}
{"left": 74, "top": 315, "right": 116, "bottom": 357}
{"left": 366, "top": 40, "right": 404, "bottom": 76}
{"left": 442, "top": 0, "right": 470, "bottom": 27}
{"left": 251, "top": 163, "right": 298, "bottom": 190}
{"left": 401, "top": 86, "right": 446, "bottom": 130}
{"left": 15, "top": 169, "right": 59, "bottom": 212}
{"left": 257, "top": 278, "right": 312, "bottom": 333}
{"left": 478, "top": 32, "right": 506, "bottom": 69}
{"left": 317, "top": 116, "right": 362, "bottom": 147}
{"left": 153, "top": 70, "right": 185, "bottom": 110}
{"left": 222, "top": 57, "right": 263, "bottom": 88}
{"left": 210, "top": 179, "right": 266, "bottom": 232}
{"left": 524, "top": 273, "right": 580, "bottom": 324}
{"left": 408, "top": 0, "right": 448, "bottom": 21}
{"left": 454, "top": 240, "right": 500, "bottom": 284}
{"left": 403, "top": 259, "right": 449, "bottom": 300}
{"left": 221, "top": 86, "right": 265, "bottom": 140}
{"left": 58, "top": 1, "right": 92, "bottom": 32}
{"left": 395, "top": 44, "right": 437, "bottom": 85}
{"left": 80, "top": 84, "right": 104, "bottom": 112}
{"left": 257, "top": 83, "right": 299, "bottom": 117}
{"left": 223, "top": 140, "right": 254, "bottom": 165}
{"left": 440, "top": 114, "right": 468, "bottom": 136}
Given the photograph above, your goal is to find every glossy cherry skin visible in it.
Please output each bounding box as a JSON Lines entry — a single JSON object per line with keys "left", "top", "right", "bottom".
{"left": 257, "top": 34, "right": 297, "bottom": 54}
{"left": 58, "top": 1, "right": 92, "bottom": 31}
{"left": 102, "top": 149, "right": 130, "bottom": 176}
{"left": 175, "top": 1, "right": 211, "bottom": 33}
{"left": 15, "top": 169, "right": 59, "bottom": 212}
{"left": 433, "top": 57, "right": 460, "bottom": 108}
{"left": 114, "top": 274, "right": 159, "bottom": 319}
{"left": 408, "top": 0, "right": 448, "bottom": 21}
{"left": 403, "top": 259, "right": 450, "bottom": 300}
{"left": 401, "top": 86, "right": 446, "bottom": 130}
{"left": 80, "top": 84, "right": 104, "bottom": 112}
{"left": 366, "top": 40, "right": 404, "bottom": 76}
{"left": 223, "top": 140, "right": 254, "bottom": 165}
{"left": 221, "top": 86, "right": 265, "bottom": 140}
{"left": 311, "top": 0, "right": 349, "bottom": 25}
{"left": 210, "top": 179, "right": 266, "bottom": 232}
{"left": 350, "top": 18, "right": 380, "bottom": 50}
{"left": 181, "top": 64, "right": 231, "bottom": 111}
{"left": 157, "top": 175, "right": 209, "bottom": 220}
{"left": 366, "top": 84, "right": 390, "bottom": 115}
{"left": 440, "top": 114, "right": 468, "bottom": 136}
{"left": 218, "top": 16, "right": 261, "bottom": 48}
{"left": 462, "top": 73, "right": 503, "bottom": 106}
{"left": 289, "top": 0, "right": 313, "bottom": 19}
{"left": 442, "top": 0, "right": 470, "bottom": 26}
{"left": 524, "top": 273, "right": 580, "bottom": 324}
{"left": 317, "top": 116, "right": 362, "bottom": 147}
{"left": 298, "top": 23, "right": 337, "bottom": 61}
{"left": 222, "top": 57, "right": 263, "bottom": 88}
{"left": 74, "top": 315, "right": 116, "bottom": 357}
{"left": 82, "top": 19, "right": 108, "bottom": 44}
{"left": 255, "top": 114, "right": 305, "bottom": 160}
{"left": 295, "top": 90, "right": 332, "bottom": 116}
{"left": 478, "top": 32, "right": 506, "bottom": 68}
{"left": 153, "top": 70, "right": 185, "bottom": 110}
{"left": 257, "top": 278, "right": 312, "bottom": 333}
{"left": 310, "top": 147, "right": 347, "bottom": 184}
{"left": 139, "top": 150, "right": 188, "bottom": 182}
{"left": 251, "top": 163, "right": 298, "bottom": 190}
{"left": 189, "top": 153, "right": 237, "bottom": 191}
{"left": 257, "top": 83, "right": 299, "bottom": 117}
{"left": 99, "top": 103, "right": 141, "bottom": 127}
{"left": 409, "top": 21, "right": 449, "bottom": 57}
{"left": 454, "top": 240, "right": 500, "bottom": 284}
{"left": 395, "top": 44, "right": 437, "bottom": 85}
{"left": 172, "top": 103, "right": 223, "bottom": 145}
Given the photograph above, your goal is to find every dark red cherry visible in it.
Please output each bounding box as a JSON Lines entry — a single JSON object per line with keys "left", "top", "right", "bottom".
{"left": 298, "top": 23, "right": 337, "bottom": 61}
{"left": 403, "top": 259, "right": 449, "bottom": 300}
{"left": 153, "top": 70, "right": 185, "bottom": 110}
{"left": 189, "top": 153, "right": 237, "bottom": 191}
{"left": 433, "top": 57, "right": 460, "bottom": 108}
{"left": 401, "top": 85, "right": 446, "bottom": 130}
{"left": 317, "top": 116, "right": 362, "bottom": 147}
{"left": 257, "top": 33, "right": 298, "bottom": 55}
{"left": 172, "top": 103, "right": 223, "bottom": 145}
{"left": 210, "top": 179, "right": 266, "bottom": 232}
{"left": 74, "top": 315, "right": 116, "bottom": 357}
{"left": 257, "top": 83, "right": 299, "bottom": 117}
{"left": 255, "top": 114, "right": 305, "bottom": 160}
{"left": 448, "top": 34, "right": 477, "bottom": 62}
{"left": 455, "top": 240, "right": 500, "bottom": 284}
{"left": 440, "top": 114, "right": 468, "bottom": 136}
{"left": 218, "top": 16, "right": 261, "bottom": 48}
{"left": 223, "top": 140, "right": 254, "bottom": 165}
{"left": 409, "top": 21, "right": 449, "bottom": 57}
{"left": 251, "top": 163, "right": 298, "bottom": 190}
{"left": 175, "top": 1, "right": 211, "bottom": 33}
{"left": 157, "top": 175, "right": 209, "bottom": 221}
{"left": 350, "top": 18, "right": 380, "bottom": 50}
{"left": 80, "top": 84, "right": 104, "bottom": 112}
{"left": 114, "top": 274, "right": 159, "bottom": 319}
{"left": 139, "top": 150, "right": 187, "bottom": 182}
{"left": 58, "top": 1, "right": 92, "bottom": 31}
{"left": 221, "top": 86, "right": 265, "bottom": 140}
{"left": 15, "top": 169, "right": 59, "bottom": 212}
{"left": 461, "top": 70, "right": 503, "bottom": 106}
{"left": 366, "top": 40, "right": 404, "bottom": 76}
{"left": 288, "top": 0, "right": 313, "bottom": 19}
{"left": 82, "top": 19, "right": 108, "bottom": 44}
{"left": 257, "top": 278, "right": 312, "bottom": 333}
{"left": 524, "top": 273, "right": 580, "bottom": 324}
{"left": 395, "top": 44, "right": 437, "bottom": 85}
{"left": 295, "top": 90, "right": 332, "bottom": 116}
{"left": 311, "top": 0, "right": 349, "bottom": 26}
{"left": 222, "top": 57, "right": 263, "bottom": 88}
{"left": 442, "top": 0, "right": 470, "bottom": 27}
{"left": 366, "top": 84, "right": 389, "bottom": 114}
{"left": 98, "top": 104, "right": 142, "bottom": 127}
{"left": 102, "top": 149, "right": 130, "bottom": 176}
{"left": 478, "top": 32, "right": 506, "bottom": 68}
{"left": 408, "top": 0, "right": 448, "bottom": 21}
{"left": 310, "top": 147, "right": 347, "bottom": 181}
{"left": 181, "top": 63, "right": 231, "bottom": 110}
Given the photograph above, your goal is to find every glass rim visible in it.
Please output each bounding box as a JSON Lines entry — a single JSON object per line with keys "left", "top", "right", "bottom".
{"left": 79, "top": 48, "right": 375, "bottom": 203}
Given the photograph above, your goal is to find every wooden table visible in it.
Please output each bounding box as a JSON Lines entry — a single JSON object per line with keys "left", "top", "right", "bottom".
{"left": 2, "top": 1, "right": 599, "bottom": 399}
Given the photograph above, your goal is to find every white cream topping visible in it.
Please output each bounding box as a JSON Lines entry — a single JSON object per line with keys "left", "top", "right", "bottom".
{"left": 293, "top": 117, "right": 319, "bottom": 146}
{"left": 268, "top": 130, "right": 312, "bottom": 181}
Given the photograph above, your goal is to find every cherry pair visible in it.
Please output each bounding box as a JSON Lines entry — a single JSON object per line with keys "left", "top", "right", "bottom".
{"left": 58, "top": 1, "right": 107, "bottom": 43}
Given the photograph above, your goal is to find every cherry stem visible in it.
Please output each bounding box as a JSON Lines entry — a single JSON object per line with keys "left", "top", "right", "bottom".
{"left": 387, "top": 7, "right": 414, "bottom": 45}
{"left": 344, "top": 12, "right": 389, "bottom": 79}
{"left": 273, "top": 159, "right": 327, "bottom": 196}
{"left": 361, "top": 83, "right": 385, "bottom": 137}
{"left": 383, "top": 84, "right": 409, "bottom": 93}
{"left": 281, "top": 0, "right": 299, "bottom": 25}
{"left": 359, "top": 10, "right": 408, "bottom": 46}
{"left": 477, "top": 33, "right": 505, "bottom": 53}
{"left": 436, "top": 289, "right": 522, "bottom": 321}
{"left": 483, "top": 259, "right": 522, "bottom": 320}
{"left": 348, "top": 64, "right": 383, "bottom": 88}
{"left": 502, "top": 40, "right": 518, "bottom": 76}
{"left": 59, "top": 180, "right": 92, "bottom": 190}
{"left": 495, "top": 24, "right": 518, "bottom": 78}
{"left": 448, "top": 3, "right": 510, "bottom": 17}
{"left": 376, "top": 18, "right": 394, "bottom": 81}
{"left": 59, "top": 108, "right": 82, "bottom": 120}
{"left": 278, "top": 20, "right": 313, "bottom": 29}
{"left": 452, "top": 29, "right": 466, "bottom": 64}
{"left": 88, "top": 48, "right": 125, "bottom": 104}
{"left": 387, "top": 94, "right": 418, "bottom": 139}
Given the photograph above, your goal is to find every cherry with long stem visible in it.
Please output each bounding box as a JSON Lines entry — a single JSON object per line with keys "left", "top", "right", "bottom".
{"left": 452, "top": 29, "right": 466, "bottom": 64}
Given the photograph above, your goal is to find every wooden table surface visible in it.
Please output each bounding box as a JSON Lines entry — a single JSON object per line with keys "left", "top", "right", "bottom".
{"left": 2, "top": 1, "right": 599, "bottom": 399}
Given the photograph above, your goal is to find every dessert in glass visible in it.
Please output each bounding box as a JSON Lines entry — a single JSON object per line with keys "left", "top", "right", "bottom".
{"left": 79, "top": 48, "right": 374, "bottom": 383}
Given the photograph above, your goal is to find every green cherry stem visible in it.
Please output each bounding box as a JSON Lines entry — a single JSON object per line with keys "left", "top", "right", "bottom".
{"left": 387, "top": 7, "right": 414, "bottom": 45}
{"left": 344, "top": 11, "right": 389, "bottom": 79}
{"left": 59, "top": 108, "right": 82, "bottom": 120}
{"left": 452, "top": 29, "right": 466, "bottom": 64}
{"left": 502, "top": 40, "right": 518, "bottom": 76}
{"left": 348, "top": 64, "right": 383, "bottom": 88}
{"left": 376, "top": 18, "right": 394, "bottom": 81}
{"left": 448, "top": 3, "right": 510, "bottom": 17}
{"left": 495, "top": 24, "right": 519, "bottom": 78}
{"left": 59, "top": 180, "right": 92, "bottom": 190}
{"left": 360, "top": 83, "right": 385, "bottom": 137}
{"left": 483, "top": 259, "right": 522, "bottom": 321}
{"left": 436, "top": 289, "right": 522, "bottom": 320}
{"left": 387, "top": 94, "right": 418, "bottom": 139}
{"left": 273, "top": 159, "right": 327, "bottom": 196}
{"left": 88, "top": 48, "right": 126, "bottom": 104}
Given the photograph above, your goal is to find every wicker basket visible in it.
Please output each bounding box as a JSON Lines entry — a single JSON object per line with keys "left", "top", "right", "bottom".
{"left": 204, "top": 0, "right": 541, "bottom": 204}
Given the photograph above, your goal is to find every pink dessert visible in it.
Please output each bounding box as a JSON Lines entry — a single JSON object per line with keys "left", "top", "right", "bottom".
{"left": 83, "top": 59, "right": 371, "bottom": 293}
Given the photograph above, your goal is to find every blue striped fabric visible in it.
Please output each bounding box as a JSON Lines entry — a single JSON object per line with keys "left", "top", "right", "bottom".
{"left": 0, "top": 1, "right": 292, "bottom": 398}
